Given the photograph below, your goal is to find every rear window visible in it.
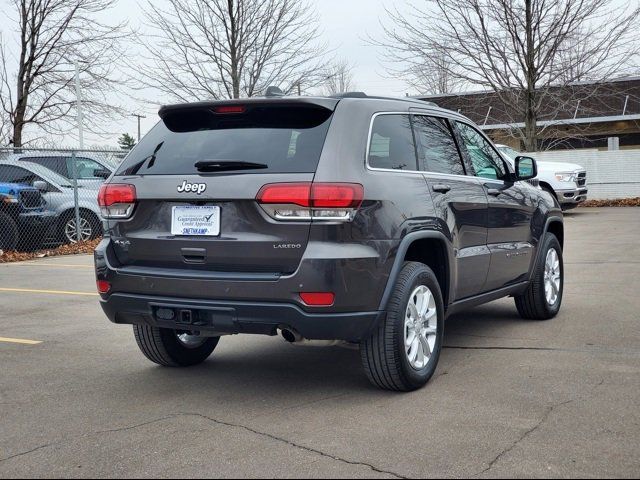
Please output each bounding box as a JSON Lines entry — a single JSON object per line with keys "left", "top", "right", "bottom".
{"left": 368, "top": 114, "right": 417, "bottom": 171}
{"left": 117, "top": 105, "right": 333, "bottom": 176}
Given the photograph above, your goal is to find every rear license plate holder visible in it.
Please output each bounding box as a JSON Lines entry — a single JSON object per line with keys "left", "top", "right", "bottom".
{"left": 171, "top": 206, "right": 220, "bottom": 236}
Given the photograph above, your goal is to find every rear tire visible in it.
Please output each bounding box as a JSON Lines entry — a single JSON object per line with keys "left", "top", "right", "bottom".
{"left": 133, "top": 325, "right": 219, "bottom": 367}
{"left": 59, "top": 210, "right": 102, "bottom": 244}
{"left": 0, "top": 212, "right": 18, "bottom": 251}
{"left": 515, "top": 233, "right": 563, "bottom": 320}
{"left": 361, "top": 262, "right": 444, "bottom": 392}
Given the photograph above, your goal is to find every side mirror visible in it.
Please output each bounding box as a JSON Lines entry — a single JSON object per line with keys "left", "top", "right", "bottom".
{"left": 93, "top": 168, "right": 111, "bottom": 179}
{"left": 33, "top": 180, "right": 48, "bottom": 192}
{"left": 514, "top": 156, "right": 537, "bottom": 181}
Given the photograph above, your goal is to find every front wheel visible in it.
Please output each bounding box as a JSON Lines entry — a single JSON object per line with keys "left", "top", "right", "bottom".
{"left": 133, "top": 325, "right": 219, "bottom": 367}
{"left": 361, "top": 262, "right": 444, "bottom": 391}
{"left": 515, "top": 233, "right": 563, "bottom": 320}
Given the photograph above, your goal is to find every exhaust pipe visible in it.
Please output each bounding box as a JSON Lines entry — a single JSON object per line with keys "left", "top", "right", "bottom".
{"left": 280, "top": 328, "right": 303, "bottom": 343}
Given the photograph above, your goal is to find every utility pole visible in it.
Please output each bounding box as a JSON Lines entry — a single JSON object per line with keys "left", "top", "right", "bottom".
{"left": 131, "top": 113, "right": 147, "bottom": 141}
{"left": 75, "top": 62, "right": 84, "bottom": 149}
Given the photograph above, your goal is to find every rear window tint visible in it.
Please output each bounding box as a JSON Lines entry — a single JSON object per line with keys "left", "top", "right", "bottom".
{"left": 368, "top": 114, "right": 417, "bottom": 171}
{"left": 117, "top": 105, "right": 333, "bottom": 176}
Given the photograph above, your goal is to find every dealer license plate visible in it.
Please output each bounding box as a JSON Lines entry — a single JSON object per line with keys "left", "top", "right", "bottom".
{"left": 171, "top": 206, "right": 220, "bottom": 236}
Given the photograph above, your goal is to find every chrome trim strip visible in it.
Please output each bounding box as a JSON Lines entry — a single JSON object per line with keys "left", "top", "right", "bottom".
{"left": 364, "top": 111, "right": 514, "bottom": 188}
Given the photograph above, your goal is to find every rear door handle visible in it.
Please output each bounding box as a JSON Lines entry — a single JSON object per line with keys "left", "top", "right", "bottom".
{"left": 432, "top": 184, "right": 451, "bottom": 194}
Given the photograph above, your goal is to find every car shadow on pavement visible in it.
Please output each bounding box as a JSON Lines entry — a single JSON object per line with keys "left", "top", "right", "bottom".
{"left": 117, "top": 341, "right": 380, "bottom": 400}
{"left": 445, "top": 301, "right": 543, "bottom": 342}
{"left": 110, "top": 303, "right": 532, "bottom": 397}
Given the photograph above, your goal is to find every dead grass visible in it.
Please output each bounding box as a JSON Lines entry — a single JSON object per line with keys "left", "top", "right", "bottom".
{"left": 0, "top": 238, "right": 101, "bottom": 263}
{"left": 580, "top": 198, "right": 640, "bottom": 207}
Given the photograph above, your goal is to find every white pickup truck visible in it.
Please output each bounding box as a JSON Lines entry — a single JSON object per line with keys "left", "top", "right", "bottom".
{"left": 497, "top": 145, "right": 588, "bottom": 210}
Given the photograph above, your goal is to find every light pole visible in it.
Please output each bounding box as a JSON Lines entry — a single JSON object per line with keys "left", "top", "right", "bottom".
{"left": 131, "top": 113, "right": 146, "bottom": 142}
{"left": 74, "top": 62, "right": 84, "bottom": 149}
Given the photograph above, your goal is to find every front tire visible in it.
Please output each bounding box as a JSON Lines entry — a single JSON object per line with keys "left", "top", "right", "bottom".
{"left": 0, "top": 212, "right": 18, "bottom": 251}
{"left": 361, "top": 262, "right": 444, "bottom": 391}
{"left": 515, "top": 233, "right": 563, "bottom": 320}
{"left": 133, "top": 325, "right": 219, "bottom": 367}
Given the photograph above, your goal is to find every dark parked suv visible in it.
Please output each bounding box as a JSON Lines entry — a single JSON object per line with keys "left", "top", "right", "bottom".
{"left": 0, "top": 182, "right": 55, "bottom": 250}
{"left": 95, "top": 93, "right": 564, "bottom": 391}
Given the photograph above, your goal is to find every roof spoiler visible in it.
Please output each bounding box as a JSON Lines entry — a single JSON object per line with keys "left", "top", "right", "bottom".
{"left": 158, "top": 98, "right": 339, "bottom": 132}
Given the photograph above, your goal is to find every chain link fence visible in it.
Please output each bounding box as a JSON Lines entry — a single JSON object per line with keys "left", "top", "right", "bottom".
{"left": 0, "top": 147, "right": 126, "bottom": 254}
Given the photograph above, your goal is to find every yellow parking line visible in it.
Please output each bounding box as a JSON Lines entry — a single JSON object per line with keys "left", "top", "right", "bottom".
{"left": 0, "top": 337, "right": 43, "bottom": 345}
{"left": 0, "top": 287, "right": 98, "bottom": 296}
{"left": 15, "top": 263, "right": 93, "bottom": 268}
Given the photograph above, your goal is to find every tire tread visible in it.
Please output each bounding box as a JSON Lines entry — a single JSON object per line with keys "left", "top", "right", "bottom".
{"left": 361, "top": 261, "right": 442, "bottom": 391}
{"left": 515, "top": 233, "right": 562, "bottom": 320}
{"left": 134, "top": 324, "right": 177, "bottom": 366}
{"left": 0, "top": 211, "right": 18, "bottom": 250}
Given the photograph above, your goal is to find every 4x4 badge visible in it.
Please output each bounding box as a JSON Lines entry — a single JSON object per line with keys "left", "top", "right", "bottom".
{"left": 177, "top": 181, "right": 207, "bottom": 195}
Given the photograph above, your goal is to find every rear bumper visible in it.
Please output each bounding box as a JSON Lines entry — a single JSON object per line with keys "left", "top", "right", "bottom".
{"left": 95, "top": 237, "right": 393, "bottom": 341}
{"left": 100, "top": 293, "right": 384, "bottom": 341}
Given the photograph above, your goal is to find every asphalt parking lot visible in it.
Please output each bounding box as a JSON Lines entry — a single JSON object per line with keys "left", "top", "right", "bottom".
{"left": 1, "top": 207, "right": 639, "bottom": 479}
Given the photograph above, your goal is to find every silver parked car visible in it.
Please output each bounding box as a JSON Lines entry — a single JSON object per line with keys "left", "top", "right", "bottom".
{"left": 0, "top": 160, "right": 102, "bottom": 243}
{"left": 2, "top": 152, "right": 115, "bottom": 188}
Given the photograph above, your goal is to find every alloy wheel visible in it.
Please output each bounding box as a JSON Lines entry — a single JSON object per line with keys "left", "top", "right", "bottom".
{"left": 175, "top": 331, "right": 208, "bottom": 349}
{"left": 544, "top": 248, "right": 561, "bottom": 305}
{"left": 64, "top": 217, "right": 92, "bottom": 243}
{"left": 404, "top": 285, "right": 438, "bottom": 370}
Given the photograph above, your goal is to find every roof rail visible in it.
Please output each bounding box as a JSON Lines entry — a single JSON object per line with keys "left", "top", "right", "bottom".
{"left": 331, "top": 92, "right": 368, "bottom": 99}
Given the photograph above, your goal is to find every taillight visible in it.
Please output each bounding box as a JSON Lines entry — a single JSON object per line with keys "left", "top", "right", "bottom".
{"left": 256, "top": 182, "right": 363, "bottom": 221}
{"left": 98, "top": 184, "right": 136, "bottom": 219}
{"left": 256, "top": 183, "right": 312, "bottom": 207}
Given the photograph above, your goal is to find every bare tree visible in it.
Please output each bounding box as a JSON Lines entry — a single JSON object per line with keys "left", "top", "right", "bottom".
{"left": 138, "top": 0, "right": 327, "bottom": 102}
{"left": 321, "top": 59, "right": 356, "bottom": 95}
{"left": 374, "top": 34, "right": 465, "bottom": 95}
{"left": 380, "top": 0, "right": 640, "bottom": 151}
{"left": 406, "top": 49, "right": 467, "bottom": 95}
{"left": 0, "top": 0, "right": 129, "bottom": 147}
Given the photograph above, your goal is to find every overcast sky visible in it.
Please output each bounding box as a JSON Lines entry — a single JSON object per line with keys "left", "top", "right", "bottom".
{"left": 2, "top": 0, "right": 636, "bottom": 148}
{"left": 87, "top": 0, "right": 414, "bottom": 147}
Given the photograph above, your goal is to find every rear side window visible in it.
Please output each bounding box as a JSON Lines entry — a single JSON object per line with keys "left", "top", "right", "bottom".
{"left": 413, "top": 116, "right": 465, "bottom": 175}
{"left": 20, "top": 157, "right": 67, "bottom": 177}
{"left": 117, "top": 105, "right": 333, "bottom": 176}
{"left": 368, "top": 114, "right": 417, "bottom": 171}
{"left": 71, "top": 158, "right": 108, "bottom": 179}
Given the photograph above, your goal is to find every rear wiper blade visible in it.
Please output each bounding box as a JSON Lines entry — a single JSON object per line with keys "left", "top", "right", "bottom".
{"left": 194, "top": 160, "right": 268, "bottom": 172}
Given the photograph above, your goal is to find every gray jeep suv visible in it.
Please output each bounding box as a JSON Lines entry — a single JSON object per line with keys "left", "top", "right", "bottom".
{"left": 95, "top": 94, "right": 564, "bottom": 391}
